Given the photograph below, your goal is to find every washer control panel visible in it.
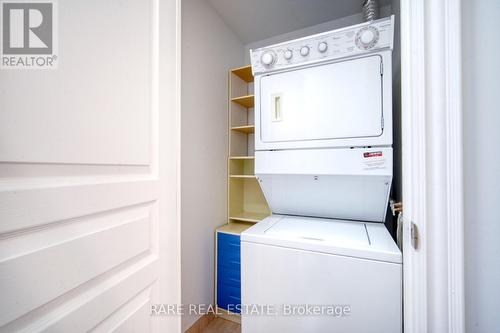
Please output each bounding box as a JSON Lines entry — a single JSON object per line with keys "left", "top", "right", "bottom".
{"left": 251, "top": 16, "right": 393, "bottom": 75}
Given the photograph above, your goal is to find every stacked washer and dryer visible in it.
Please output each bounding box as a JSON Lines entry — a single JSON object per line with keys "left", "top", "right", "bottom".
{"left": 242, "top": 16, "right": 402, "bottom": 332}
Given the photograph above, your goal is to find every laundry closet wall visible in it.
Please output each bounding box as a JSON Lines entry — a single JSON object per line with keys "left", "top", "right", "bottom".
{"left": 463, "top": 0, "right": 500, "bottom": 331}
{"left": 181, "top": 0, "right": 244, "bottom": 330}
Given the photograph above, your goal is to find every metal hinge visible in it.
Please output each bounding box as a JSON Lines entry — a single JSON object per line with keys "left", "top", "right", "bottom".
{"left": 390, "top": 200, "right": 402, "bottom": 216}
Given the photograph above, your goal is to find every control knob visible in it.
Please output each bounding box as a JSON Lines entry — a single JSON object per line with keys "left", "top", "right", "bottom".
{"left": 283, "top": 49, "right": 293, "bottom": 60}
{"left": 355, "top": 26, "right": 379, "bottom": 50}
{"left": 300, "top": 46, "right": 310, "bottom": 56}
{"left": 260, "top": 51, "right": 276, "bottom": 66}
{"left": 318, "top": 42, "right": 328, "bottom": 53}
{"left": 361, "top": 30, "right": 375, "bottom": 44}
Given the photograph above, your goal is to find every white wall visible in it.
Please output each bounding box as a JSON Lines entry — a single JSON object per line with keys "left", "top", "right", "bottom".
{"left": 244, "top": 5, "right": 392, "bottom": 63}
{"left": 463, "top": 0, "right": 500, "bottom": 332}
{"left": 181, "top": 0, "right": 244, "bottom": 330}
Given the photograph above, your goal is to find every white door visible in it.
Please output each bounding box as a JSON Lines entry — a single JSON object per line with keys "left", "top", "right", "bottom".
{"left": 0, "top": 0, "right": 180, "bottom": 332}
{"left": 259, "top": 55, "right": 384, "bottom": 145}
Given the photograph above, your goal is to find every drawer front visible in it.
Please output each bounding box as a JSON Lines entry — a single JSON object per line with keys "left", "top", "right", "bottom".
{"left": 217, "top": 232, "right": 241, "bottom": 314}
{"left": 217, "top": 284, "right": 241, "bottom": 314}
{"left": 217, "top": 232, "right": 240, "bottom": 253}
{"left": 217, "top": 232, "right": 240, "bottom": 269}
{"left": 217, "top": 266, "right": 240, "bottom": 288}
{"left": 217, "top": 248, "right": 240, "bottom": 268}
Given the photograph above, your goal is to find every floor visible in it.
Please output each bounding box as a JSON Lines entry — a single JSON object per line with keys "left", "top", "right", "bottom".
{"left": 200, "top": 318, "right": 240, "bottom": 333}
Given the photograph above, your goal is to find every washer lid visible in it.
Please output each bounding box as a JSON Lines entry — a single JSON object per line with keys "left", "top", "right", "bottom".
{"left": 241, "top": 215, "right": 401, "bottom": 264}
{"left": 265, "top": 215, "right": 370, "bottom": 247}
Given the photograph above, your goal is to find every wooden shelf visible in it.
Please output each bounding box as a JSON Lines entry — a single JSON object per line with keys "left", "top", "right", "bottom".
{"left": 231, "top": 95, "right": 254, "bottom": 108}
{"left": 229, "top": 156, "right": 254, "bottom": 160}
{"left": 231, "top": 65, "right": 253, "bottom": 83}
{"left": 219, "top": 64, "right": 269, "bottom": 317}
{"left": 229, "top": 211, "right": 269, "bottom": 223}
{"left": 231, "top": 125, "right": 254, "bottom": 134}
{"left": 217, "top": 221, "right": 253, "bottom": 235}
{"left": 230, "top": 158, "right": 254, "bottom": 176}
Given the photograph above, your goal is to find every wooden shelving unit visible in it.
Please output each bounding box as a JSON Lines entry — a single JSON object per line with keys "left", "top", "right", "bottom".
{"left": 227, "top": 65, "right": 270, "bottom": 227}
{"left": 229, "top": 211, "right": 269, "bottom": 223}
{"left": 230, "top": 125, "right": 254, "bottom": 134}
{"left": 231, "top": 95, "right": 254, "bottom": 108}
{"left": 215, "top": 65, "right": 271, "bottom": 323}
{"left": 229, "top": 175, "right": 256, "bottom": 179}
{"left": 217, "top": 221, "right": 254, "bottom": 235}
{"left": 229, "top": 156, "right": 254, "bottom": 160}
{"left": 230, "top": 65, "right": 254, "bottom": 82}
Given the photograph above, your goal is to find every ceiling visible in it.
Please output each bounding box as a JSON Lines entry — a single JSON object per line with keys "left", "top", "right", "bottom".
{"left": 207, "top": 0, "right": 392, "bottom": 44}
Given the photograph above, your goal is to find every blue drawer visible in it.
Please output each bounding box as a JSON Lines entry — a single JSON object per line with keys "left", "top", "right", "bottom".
{"left": 217, "top": 232, "right": 240, "bottom": 252}
{"left": 217, "top": 248, "right": 240, "bottom": 268}
{"left": 217, "top": 266, "right": 240, "bottom": 288}
{"left": 217, "top": 283, "right": 241, "bottom": 314}
{"left": 217, "top": 233, "right": 240, "bottom": 268}
{"left": 217, "top": 232, "right": 241, "bottom": 314}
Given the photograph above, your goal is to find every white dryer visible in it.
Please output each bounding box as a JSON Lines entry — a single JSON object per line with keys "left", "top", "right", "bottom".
{"left": 252, "top": 17, "right": 393, "bottom": 151}
{"left": 242, "top": 16, "right": 402, "bottom": 332}
{"left": 251, "top": 15, "right": 395, "bottom": 223}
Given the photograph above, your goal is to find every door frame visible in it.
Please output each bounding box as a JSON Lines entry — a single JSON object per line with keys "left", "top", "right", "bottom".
{"left": 400, "top": 0, "right": 464, "bottom": 332}
{"left": 157, "top": 0, "right": 182, "bottom": 331}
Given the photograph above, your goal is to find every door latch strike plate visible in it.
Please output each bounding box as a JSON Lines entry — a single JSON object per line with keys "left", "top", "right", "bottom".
{"left": 410, "top": 222, "right": 419, "bottom": 250}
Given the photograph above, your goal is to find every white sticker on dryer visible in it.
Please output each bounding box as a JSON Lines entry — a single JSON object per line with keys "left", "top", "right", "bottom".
{"left": 362, "top": 151, "right": 387, "bottom": 170}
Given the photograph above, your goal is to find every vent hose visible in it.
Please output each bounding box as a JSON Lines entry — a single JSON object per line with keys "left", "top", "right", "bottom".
{"left": 362, "top": 0, "right": 379, "bottom": 21}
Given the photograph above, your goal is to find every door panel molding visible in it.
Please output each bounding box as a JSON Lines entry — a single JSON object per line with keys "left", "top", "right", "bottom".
{"left": 0, "top": 180, "right": 157, "bottom": 234}
{"left": 1, "top": 253, "right": 157, "bottom": 332}
{"left": 0, "top": 0, "right": 181, "bottom": 331}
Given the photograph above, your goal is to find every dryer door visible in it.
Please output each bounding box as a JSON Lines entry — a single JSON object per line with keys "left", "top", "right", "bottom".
{"left": 258, "top": 55, "right": 384, "bottom": 148}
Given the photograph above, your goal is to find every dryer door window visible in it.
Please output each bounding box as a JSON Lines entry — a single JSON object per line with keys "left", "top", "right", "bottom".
{"left": 259, "top": 55, "right": 383, "bottom": 144}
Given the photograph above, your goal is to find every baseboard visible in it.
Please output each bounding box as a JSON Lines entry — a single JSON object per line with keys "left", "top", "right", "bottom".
{"left": 184, "top": 313, "right": 215, "bottom": 333}
{"left": 216, "top": 307, "right": 241, "bottom": 324}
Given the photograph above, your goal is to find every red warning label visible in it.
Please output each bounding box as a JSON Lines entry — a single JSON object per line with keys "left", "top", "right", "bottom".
{"left": 363, "top": 151, "right": 383, "bottom": 158}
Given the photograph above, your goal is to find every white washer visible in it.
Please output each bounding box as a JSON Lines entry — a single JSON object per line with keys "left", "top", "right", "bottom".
{"left": 241, "top": 215, "right": 401, "bottom": 333}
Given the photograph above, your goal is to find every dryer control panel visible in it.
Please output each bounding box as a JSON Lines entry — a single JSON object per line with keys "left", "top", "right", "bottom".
{"left": 250, "top": 16, "right": 394, "bottom": 75}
